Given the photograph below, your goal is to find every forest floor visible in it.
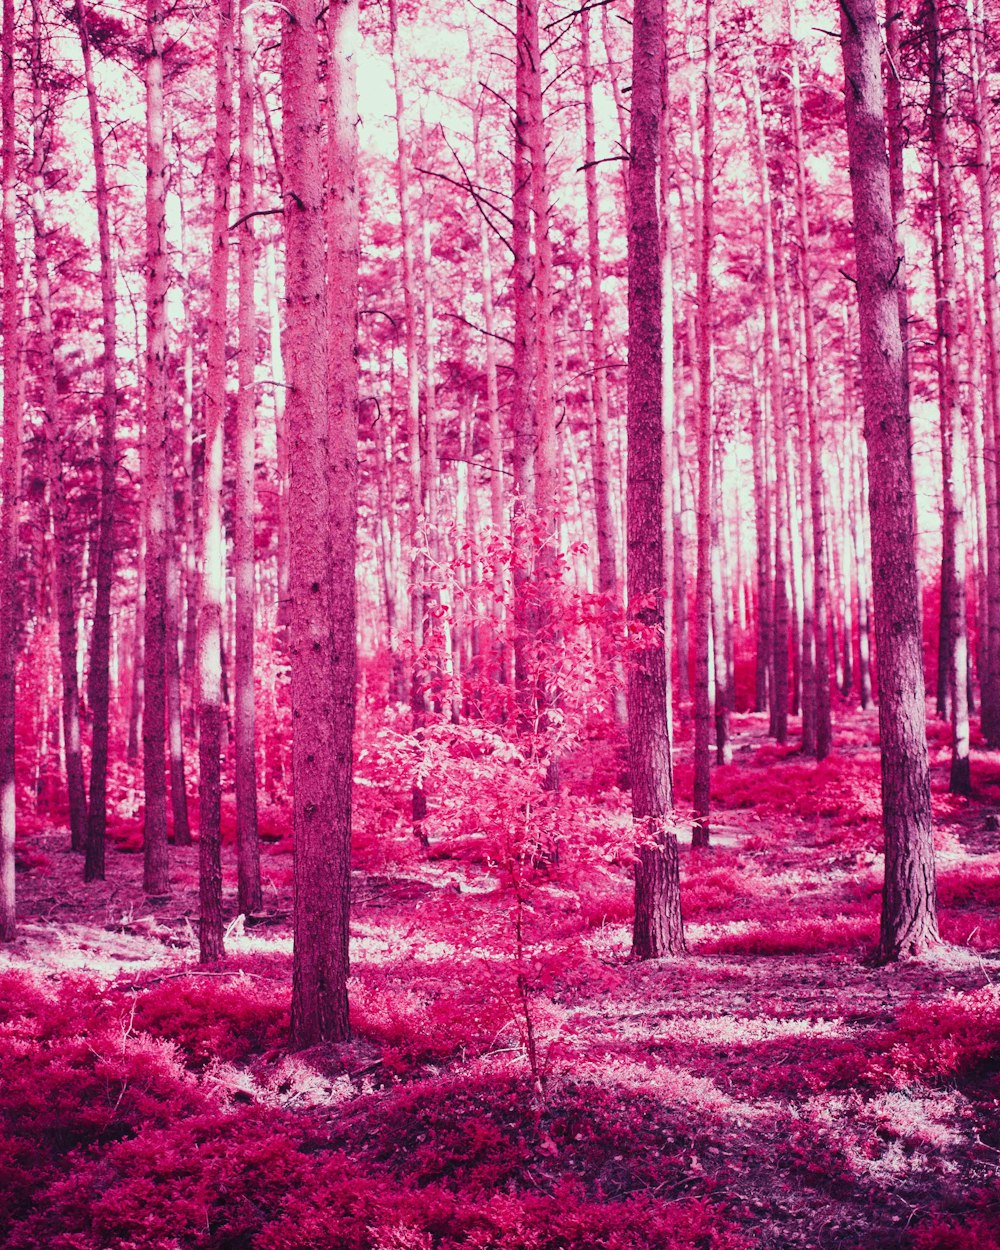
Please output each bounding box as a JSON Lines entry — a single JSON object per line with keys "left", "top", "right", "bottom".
{"left": 2, "top": 704, "right": 1000, "bottom": 1249}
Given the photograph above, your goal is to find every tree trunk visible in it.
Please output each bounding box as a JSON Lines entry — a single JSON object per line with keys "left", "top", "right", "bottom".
{"left": 927, "top": 0, "right": 970, "bottom": 795}
{"left": 629, "top": 0, "right": 683, "bottom": 959}
{"left": 387, "top": 0, "right": 428, "bottom": 834}
{"left": 967, "top": 0, "right": 1000, "bottom": 744}
{"left": 839, "top": 0, "right": 939, "bottom": 960}
{"left": 78, "top": 1, "right": 118, "bottom": 884}
{"left": 745, "top": 51, "right": 790, "bottom": 744}
{"left": 789, "top": 19, "right": 831, "bottom": 759}
{"left": 164, "top": 480, "right": 191, "bottom": 847}
{"left": 29, "top": 14, "right": 87, "bottom": 853}
{"left": 692, "top": 0, "right": 716, "bottom": 847}
{"left": 582, "top": 9, "right": 625, "bottom": 726}
{"left": 142, "top": 0, "right": 171, "bottom": 898}
{"left": 198, "top": 0, "right": 234, "bottom": 962}
{"left": 712, "top": 436, "right": 731, "bottom": 765}
{"left": 749, "top": 354, "right": 772, "bottom": 713}
{"left": 285, "top": 0, "right": 358, "bottom": 1047}
{"left": 235, "top": 0, "right": 261, "bottom": 915}
{"left": 0, "top": 0, "right": 21, "bottom": 941}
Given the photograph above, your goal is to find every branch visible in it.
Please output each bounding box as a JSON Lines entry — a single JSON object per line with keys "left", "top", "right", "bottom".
{"left": 576, "top": 154, "right": 629, "bottom": 173}
{"left": 228, "top": 205, "right": 283, "bottom": 231}
{"left": 416, "top": 164, "right": 514, "bottom": 255}
{"left": 440, "top": 454, "right": 513, "bottom": 477}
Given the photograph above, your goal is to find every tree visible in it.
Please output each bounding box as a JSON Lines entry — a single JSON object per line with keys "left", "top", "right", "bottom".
{"left": 142, "top": 0, "right": 171, "bottom": 898}
{"left": 235, "top": 0, "right": 262, "bottom": 916}
{"left": 198, "top": 0, "right": 234, "bottom": 964}
{"left": 29, "top": 2, "right": 88, "bottom": 854}
{"left": 629, "top": 0, "right": 683, "bottom": 960}
{"left": 926, "top": 0, "right": 970, "bottom": 796}
{"left": 839, "top": 0, "right": 939, "bottom": 961}
{"left": 77, "top": 0, "right": 119, "bottom": 885}
{"left": 284, "top": 0, "right": 358, "bottom": 1047}
{"left": 0, "top": 0, "right": 22, "bottom": 942}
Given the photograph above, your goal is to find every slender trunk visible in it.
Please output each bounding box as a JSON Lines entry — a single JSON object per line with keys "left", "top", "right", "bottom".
{"left": 691, "top": 0, "right": 716, "bottom": 845}
{"left": 29, "top": 17, "right": 87, "bottom": 852}
{"left": 79, "top": 2, "right": 117, "bottom": 883}
{"left": 967, "top": 0, "right": 1000, "bottom": 743}
{"left": 234, "top": 0, "right": 261, "bottom": 915}
{"left": 927, "top": 0, "right": 970, "bottom": 795}
{"left": 745, "top": 53, "right": 790, "bottom": 743}
{"left": 387, "top": 0, "right": 428, "bottom": 834}
{"left": 199, "top": 0, "right": 234, "bottom": 961}
{"left": 142, "top": 0, "right": 171, "bottom": 898}
{"left": 0, "top": 0, "right": 21, "bottom": 940}
{"left": 265, "top": 241, "right": 290, "bottom": 626}
{"left": 854, "top": 425, "right": 874, "bottom": 709}
{"left": 285, "top": 0, "right": 358, "bottom": 1047}
{"left": 840, "top": 0, "right": 938, "bottom": 960}
{"left": 629, "top": 0, "right": 683, "bottom": 959}
{"left": 712, "top": 436, "right": 731, "bottom": 764}
{"left": 750, "top": 350, "right": 772, "bottom": 712}
{"left": 467, "top": 78, "right": 506, "bottom": 684}
{"left": 581, "top": 10, "right": 626, "bottom": 726}
{"left": 789, "top": 21, "right": 831, "bottom": 758}
{"left": 164, "top": 479, "right": 190, "bottom": 847}
{"left": 127, "top": 544, "right": 144, "bottom": 762}
{"left": 511, "top": 0, "right": 537, "bottom": 712}
{"left": 659, "top": 36, "right": 675, "bottom": 735}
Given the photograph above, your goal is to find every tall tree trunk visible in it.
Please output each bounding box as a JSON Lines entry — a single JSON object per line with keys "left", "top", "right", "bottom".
{"left": 142, "top": 0, "right": 171, "bottom": 898}
{"left": 967, "top": 0, "right": 1000, "bottom": 744}
{"left": 285, "top": 0, "right": 358, "bottom": 1047}
{"left": 78, "top": 2, "right": 118, "bottom": 884}
{"left": 511, "top": 0, "right": 537, "bottom": 714}
{"left": 199, "top": 0, "right": 234, "bottom": 961}
{"left": 749, "top": 351, "right": 772, "bottom": 713}
{"left": 692, "top": 0, "right": 716, "bottom": 847}
{"left": 927, "top": 0, "right": 971, "bottom": 795}
{"left": 467, "top": 73, "right": 506, "bottom": 684}
{"left": 324, "top": 0, "right": 359, "bottom": 1033}
{"left": 746, "top": 50, "right": 790, "bottom": 744}
{"left": 629, "top": 0, "right": 683, "bottom": 959}
{"left": 0, "top": 0, "right": 21, "bottom": 941}
{"left": 164, "top": 480, "right": 190, "bottom": 847}
{"left": 387, "top": 0, "right": 428, "bottom": 835}
{"left": 712, "top": 436, "right": 731, "bottom": 765}
{"left": 582, "top": 8, "right": 625, "bottom": 726}
{"left": 839, "top": 0, "right": 939, "bottom": 960}
{"left": 235, "top": 0, "right": 261, "bottom": 915}
{"left": 29, "top": 12, "right": 87, "bottom": 853}
{"left": 789, "top": 13, "right": 831, "bottom": 759}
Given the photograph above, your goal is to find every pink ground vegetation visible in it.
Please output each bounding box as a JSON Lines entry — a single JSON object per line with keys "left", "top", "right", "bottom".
{"left": 4, "top": 705, "right": 1000, "bottom": 1247}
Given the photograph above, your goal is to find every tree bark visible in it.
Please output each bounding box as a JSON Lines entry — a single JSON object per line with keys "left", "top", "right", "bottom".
{"left": 927, "top": 0, "right": 971, "bottom": 795}
{"left": 285, "top": 0, "right": 357, "bottom": 1047}
{"left": 582, "top": 9, "right": 625, "bottom": 726}
{"left": 692, "top": 0, "right": 716, "bottom": 846}
{"left": 789, "top": 17, "right": 831, "bottom": 759}
{"left": 0, "top": 0, "right": 21, "bottom": 941}
{"left": 387, "top": 0, "right": 428, "bottom": 834}
{"left": 198, "top": 0, "right": 234, "bottom": 962}
{"left": 839, "top": 0, "right": 939, "bottom": 961}
{"left": 966, "top": 0, "right": 1000, "bottom": 744}
{"left": 142, "top": 0, "right": 171, "bottom": 898}
{"left": 78, "top": 2, "right": 118, "bottom": 884}
{"left": 629, "top": 0, "right": 683, "bottom": 960}
{"left": 29, "top": 12, "right": 88, "bottom": 853}
{"left": 235, "top": 0, "right": 261, "bottom": 915}
{"left": 745, "top": 51, "right": 790, "bottom": 744}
